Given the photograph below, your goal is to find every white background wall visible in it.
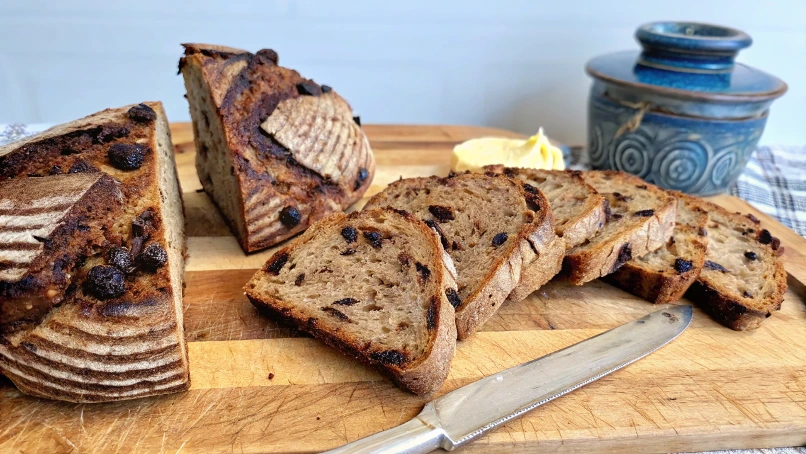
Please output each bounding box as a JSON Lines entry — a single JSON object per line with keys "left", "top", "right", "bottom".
{"left": 0, "top": 0, "right": 804, "bottom": 145}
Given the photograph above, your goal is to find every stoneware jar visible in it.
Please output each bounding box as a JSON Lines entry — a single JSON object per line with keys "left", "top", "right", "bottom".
{"left": 586, "top": 21, "right": 787, "bottom": 195}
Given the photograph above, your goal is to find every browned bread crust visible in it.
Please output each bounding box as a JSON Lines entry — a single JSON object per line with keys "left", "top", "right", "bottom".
{"left": 604, "top": 197, "right": 709, "bottom": 304}
{"left": 179, "top": 43, "right": 375, "bottom": 252}
{"left": 0, "top": 102, "right": 189, "bottom": 402}
{"left": 564, "top": 171, "right": 677, "bottom": 285}
{"left": 680, "top": 195, "right": 786, "bottom": 330}
{"left": 364, "top": 173, "right": 558, "bottom": 338}
{"left": 245, "top": 209, "right": 457, "bottom": 395}
{"left": 0, "top": 174, "right": 123, "bottom": 332}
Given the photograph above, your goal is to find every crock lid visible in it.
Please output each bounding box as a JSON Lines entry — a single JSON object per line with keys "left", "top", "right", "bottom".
{"left": 586, "top": 22, "right": 787, "bottom": 103}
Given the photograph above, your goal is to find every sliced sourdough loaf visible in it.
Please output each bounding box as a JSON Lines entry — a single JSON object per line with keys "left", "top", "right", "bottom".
{"left": 0, "top": 173, "right": 123, "bottom": 333}
{"left": 364, "top": 173, "right": 562, "bottom": 338}
{"left": 0, "top": 102, "right": 188, "bottom": 402}
{"left": 604, "top": 197, "right": 709, "bottom": 304}
{"left": 179, "top": 44, "right": 375, "bottom": 252}
{"left": 483, "top": 166, "right": 608, "bottom": 249}
{"left": 681, "top": 195, "right": 786, "bottom": 330}
{"left": 564, "top": 171, "right": 677, "bottom": 285}
{"left": 244, "top": 209, "right": 457, "bottom": 395}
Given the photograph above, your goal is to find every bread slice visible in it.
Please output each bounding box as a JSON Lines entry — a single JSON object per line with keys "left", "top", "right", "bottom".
{"left": 0, "top": 102, "right": 189, "bottom": 402}
{"left": 364, "top": 173, "right": 562, "bottom": 338}
{"left": 483, "top": 166, "right": 608, "bottom": 249}
{"left": 604, "top": 197, "right": 709, "bottom": 303}
{"left": 244, "top": 209, "right": 457, "bottom": 395}
{"left": 564, "top": 171, "right": 677, "bottom": 285}
{"left": 179, "top": 43, "right": 375, "bottom": 252}
{"left": 1, "top": 173, "right": 123, "bottom": 332}
{"left": 680, "top": 195, "right": 786, "bottom": 330}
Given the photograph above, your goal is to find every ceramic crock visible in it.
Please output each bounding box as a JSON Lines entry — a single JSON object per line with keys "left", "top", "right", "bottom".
{"left": 586, "top": 21, "right": 787, "bottom": 195}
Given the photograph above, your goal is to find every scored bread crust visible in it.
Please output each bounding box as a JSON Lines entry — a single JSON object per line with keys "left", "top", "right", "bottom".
{"left": 604, "top": 197, "right": 709, "bottom": 304}
{"left": 364, "top": 173, "right": 555, "bottom": 338}
{"left": 245, "top": 209, "right": 457, "bottom": 396}
{"left": 179, "top": 43, "right": 375, "bottom": 252}
{"left": 679, "top": 195, "right": 786, "bottom": 330}
{"left": 0, "top": 102, "right": 189, "bottom": 402}
{"left": 564, "top": 171, "right": 677, "bottom": 285}
{"left": 0, "top": 174, "right": 123, "bottom": 332}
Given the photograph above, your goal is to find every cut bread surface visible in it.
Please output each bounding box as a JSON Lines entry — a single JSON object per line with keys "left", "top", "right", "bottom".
{"left": 681, "top": 195, "right": 786, "bottom": 330}
{"left": 0, "top": 102, "right": 189, "bottom": 402}
{"left": 485, "top": 166, "right": 607, "bottom": 249}
{"left": 364, "top": 173, "right": 557, "bottom": 338}
{"left": 245, "top": 209, "right": 457, "bottom": 395}
{"left": 605, "top": 197, "right": 709, "bottom": 304}
{"left": 180, "top": 44, "right": 375, "bottom": 252}
{"left": 564, "top": 171, "right": 677, "bottom": 285}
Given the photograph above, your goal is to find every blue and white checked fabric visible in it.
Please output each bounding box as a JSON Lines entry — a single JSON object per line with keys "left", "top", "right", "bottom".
{"left": 3, "top": 123, "right": 806, "bottom": 238}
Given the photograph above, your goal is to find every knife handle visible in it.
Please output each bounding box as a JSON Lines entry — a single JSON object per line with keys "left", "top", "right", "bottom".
{"left": 322, "top": 403, "right": 446, "bottom": 454}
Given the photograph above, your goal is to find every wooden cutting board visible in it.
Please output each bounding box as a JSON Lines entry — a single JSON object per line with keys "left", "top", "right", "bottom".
{"left": 2, "top": 124, "right": 805, "bottom": 453}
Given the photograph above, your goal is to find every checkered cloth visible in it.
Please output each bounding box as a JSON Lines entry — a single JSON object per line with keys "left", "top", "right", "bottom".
{"left": 1, "top": 123, "right": 803, "bottom": 453}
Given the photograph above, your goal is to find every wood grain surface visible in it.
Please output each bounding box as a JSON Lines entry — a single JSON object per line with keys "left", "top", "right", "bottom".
{"left": 2, "top": 124, "right": 805, "bottom": 454}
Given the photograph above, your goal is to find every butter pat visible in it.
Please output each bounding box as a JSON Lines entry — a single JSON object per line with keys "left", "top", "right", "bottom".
{"left": 451, "top": 128, "right": 565, "bottom": 173}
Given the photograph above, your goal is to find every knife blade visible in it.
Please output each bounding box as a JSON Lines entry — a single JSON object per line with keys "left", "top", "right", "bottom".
{"left": 323, "top": 305, "right": 692, "bottom": 454}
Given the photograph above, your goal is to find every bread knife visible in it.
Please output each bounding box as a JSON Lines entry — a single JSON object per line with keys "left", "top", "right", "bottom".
{"left": 323, "top": 305, "right": 692, "bottom": 454}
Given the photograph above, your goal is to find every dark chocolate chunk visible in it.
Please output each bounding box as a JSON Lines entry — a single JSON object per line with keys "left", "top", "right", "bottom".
{"left": 492, "top": 232, "right": 508, "bottom": 247}
{"left": 354, "top": 168, "right": 369, "bottom": 191}
{"left": 423, "top": 220, "right": 448, "bottom": 249}
{"left": 674, "top": 258, "right": 693, "bottom": 274}
{"left": 266, "top": 252, "right": 289, "bottom": 275}
{"left": 49, "top": 165, "right": 62, "bottom": 175}
{"left": 333, "top": 298, "right": 359, "bottom": 306}
{"left": 341, "top": 226, "right": 358, "bottom": 243}
{"left": 363, "top": 231, "right": 382, "bottom": 248}
{"left": 445, "top": 288, "right": 461, "bottom": 308}
{"left": 415, "top": 262, "right": 431, "bottom": 283}
{"left": 704, "top": 260, "right": 729, "bottom": 273}
{"left": 321, "top": 85, "right": 332, "bottom": 93}
{"left": 771, "top": 237, "right": 781, "bottom": 251}
{"left": 84, "top": 265, "right": 126, "bottom": 300}
{"left": 428, "top": 205, "right": 454, "bottom": 222}
{"left": 426, "top": 297, "right": 438, "bottom": 330}
{"left": 522, "top": 183, "right": 538, "bottom": 194}
{"left": 340, "top": 248, "right": 356, "bottom": 256}
{"left": 107, "top": 247, "right": 132, "bottom": 272}
{"left": 296, "top": 81, "right": 321, "bottom": 96}
{"left": 370, "top": 350, "right": 406, "bottom": 366}
{"left": 138, "top": 243, "right": 168, "bottom": 270}
{"left": 634, "top": 209, "right": 654, "bottom": 217}
{"left": 268, "top": 372, "right": 275, "bottom": 380}
{"left": 698, "top": 227, "right": 708, "bottom": 237}
{"left": 744, "top": 251, "right": 757, "bottom": 261}
{"left": 279, "top": 206, "right": 302, "bottom": 228}
{"left": 294, "top": 274, "right": 305, "bottom": 286}
{"left": 108, "top": 143, "right": 146, "bottom": 170}
{"left": 321, "top": 307, "right": 349, "bottom": 321}
{"left": 128, "top": 103, "right": 157, "bottom": 123}
{"left": 68, "top": 160, "right": 98, "bottom": 174}
{"left": 353, "top": 115, "right": 361, "bottom": 126}
{"left": 758, "top": 229, "right": 773, "bottom": 245}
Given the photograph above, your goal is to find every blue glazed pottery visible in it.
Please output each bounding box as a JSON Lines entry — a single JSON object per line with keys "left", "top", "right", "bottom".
{"left": 586, "top": 21, "right": 787, "bottom": 195}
